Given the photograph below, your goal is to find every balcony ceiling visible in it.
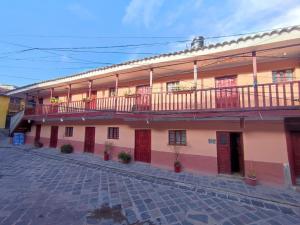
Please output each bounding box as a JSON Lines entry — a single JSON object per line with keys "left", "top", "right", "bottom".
{"left": 10, "top": 32, "right": 300, "bottom": 98}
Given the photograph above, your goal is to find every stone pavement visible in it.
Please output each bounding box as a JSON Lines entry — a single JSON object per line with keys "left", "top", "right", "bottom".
{"left": 29, "top": 146, "right": 300, "bottom": 206}
{"left": 0, "top": 146, "right": 300, "bottom": 225}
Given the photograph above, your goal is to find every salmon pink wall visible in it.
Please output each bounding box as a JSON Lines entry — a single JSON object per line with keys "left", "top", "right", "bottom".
{"left": 25, "top": 120, "right": 289, "bottom": 186}
{"left": 243, "top": 121, "right": 288, "bottom": 163}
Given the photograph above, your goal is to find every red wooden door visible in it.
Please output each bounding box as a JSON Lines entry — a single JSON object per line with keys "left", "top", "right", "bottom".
{"left": 215, "top": 76, "right": 239, "bottom": 108}
{"left": 291, "top": 132, "right": 300, "bottom": 178}
{"left": 50, "top": 126, "right": 58, "bottom": 148}
{"left": 86, "top": 91, "right": 97, "bottom": 110}
{"left": 84, "top": 127, "right": 95, "bottom": 153}
{"left": 236, "top": 134, "right": 245, "bottom": 176}
{"left": 135, "top": 130, "right": 151, "bottom": 163}
{"left": 216, "top": 131, "right": 231, "bottom": 174}
{"left": 136, "top": 85, "right": 150, "bottom": 110}
{"left": 35, "top": 124, "right": 41, "bottom": 142}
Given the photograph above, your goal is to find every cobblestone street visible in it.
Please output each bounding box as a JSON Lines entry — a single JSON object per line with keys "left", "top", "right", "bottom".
{"left": 0, "top": 146, "right": 300, "bottom": 225}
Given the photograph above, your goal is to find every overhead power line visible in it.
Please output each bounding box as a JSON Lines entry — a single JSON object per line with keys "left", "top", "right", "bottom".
{"left": 1, "top": 24, "right": 299, "bottom": 40}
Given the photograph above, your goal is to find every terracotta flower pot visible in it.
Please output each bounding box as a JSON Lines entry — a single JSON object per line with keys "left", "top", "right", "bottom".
{"left": 104, "top": 152, "right": 109, "bottom": 161}
{"left": 245, "top": 176, "right": 257, "bottom": 186}
{"left": 174, "top": 164, "right": 181, "bottom": 173}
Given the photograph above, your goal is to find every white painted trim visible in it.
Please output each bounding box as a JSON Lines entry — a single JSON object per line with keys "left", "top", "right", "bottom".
{"left": 7, "top": 28, "right": 300, "bottom": 95}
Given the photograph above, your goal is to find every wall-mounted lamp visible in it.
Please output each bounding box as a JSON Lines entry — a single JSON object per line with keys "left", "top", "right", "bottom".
{"left": 60, "top": 118, "right": 64, "bottom": 122}
{"left": 42, "top": 118, "right": 45, "bottom": 123}
{"left": 27, "top": 119, "right": 31, "bottom": 123}
{"left": 82, "top": 117, "right": 85, "bottom": 121}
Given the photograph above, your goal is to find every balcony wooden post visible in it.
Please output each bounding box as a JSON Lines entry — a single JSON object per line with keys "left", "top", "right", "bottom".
{"left": 50, "top": 88, "right": 54, "bottom": 99}
{"left": 150, "top": 68, "right": 153, "bottom": 110}
{"left": 36, "top": 91, "right": 40, "bottom": 104}
{"left": 115, "top": 74, "right": 119, "bottom": 110}
{"left": 67, "top": 84, "right": 71, "bottom": 103}
{"left": 67, "top": 84, "right": 71, "bottom": 111}
{"left": 150, "top": 68, "right": 153, "bottom": 89}
{"left": 88, "top": 80, "right": 93, "bottom": 98}
{"left": 194, "top": 61, "right": 198, "bottom": 109}
{"left": 252, "top": 51, "right": 259, "bottom": 107}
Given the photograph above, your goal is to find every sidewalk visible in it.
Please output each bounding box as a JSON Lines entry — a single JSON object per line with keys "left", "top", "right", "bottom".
{"left": 10, "top": 145, "right": 300, "bottom": 209}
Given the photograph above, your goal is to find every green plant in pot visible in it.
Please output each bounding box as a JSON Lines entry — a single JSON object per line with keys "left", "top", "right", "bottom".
{"left": 173, "top": 145, "right": 182, "bottom": 173}
{"left": 60, "top": 144, "right": 74, "bottom": 154}
{"left": 118, "top": 151, "right": 132, "bottom": 164}
{"left": 34, "top": 140, "right": 43, "bottom": 148}
{"left": 104, "top": 141, "right": 112, "bottom": 161}
{"left": 245, "top": 170, "right": 257, "bottom": 186}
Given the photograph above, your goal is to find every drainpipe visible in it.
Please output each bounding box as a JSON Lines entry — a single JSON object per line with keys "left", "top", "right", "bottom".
{"left": 115, "top": 74, "right": 119, "bottom": 110}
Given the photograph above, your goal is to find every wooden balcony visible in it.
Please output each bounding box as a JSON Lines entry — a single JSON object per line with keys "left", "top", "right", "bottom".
{"left": 24, "top": 81, "right": 300, "bottom": 117}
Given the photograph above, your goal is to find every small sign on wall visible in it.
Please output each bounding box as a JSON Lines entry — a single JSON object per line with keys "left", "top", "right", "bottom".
{"left": 208, "top": 138, "right": 216, "bottom": 144}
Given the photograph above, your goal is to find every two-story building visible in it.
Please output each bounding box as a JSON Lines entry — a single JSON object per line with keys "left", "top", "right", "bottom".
{"left": 7, "top": 26, "right": 300, "bottom": 187}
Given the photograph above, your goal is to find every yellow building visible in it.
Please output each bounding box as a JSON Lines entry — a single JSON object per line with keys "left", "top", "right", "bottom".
{"left": 0, "top": 95, "right": 9, "bottom": 128}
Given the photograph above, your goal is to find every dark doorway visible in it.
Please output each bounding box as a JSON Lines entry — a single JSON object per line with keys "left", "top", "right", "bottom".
{"left": 217, "top": 131, "right": 244, "bottom": 176}
{"left": 230, "top": 133, "right": 244, "bottom": 175}
{"left": 84, "top": 127, "right": 95, "bottom": 153}
{"left": 50, "top": 126, "right": 58, "bottom": 148}
{"left": 35, "top": 124, "right": 41, "bottom": 142}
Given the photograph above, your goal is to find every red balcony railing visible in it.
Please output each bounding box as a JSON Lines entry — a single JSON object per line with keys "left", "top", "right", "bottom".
{"left": 25, "top": 80, "right": 300, "bottom": 116}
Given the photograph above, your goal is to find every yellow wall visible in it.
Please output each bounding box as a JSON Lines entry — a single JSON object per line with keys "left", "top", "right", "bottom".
{"left": 0, "top": 96, "right": 9, "bottom": 128}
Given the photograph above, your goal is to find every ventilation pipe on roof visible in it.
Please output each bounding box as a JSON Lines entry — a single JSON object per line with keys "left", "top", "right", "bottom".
{"left": 191, "top": 36, "right": 205, "bottom": 49}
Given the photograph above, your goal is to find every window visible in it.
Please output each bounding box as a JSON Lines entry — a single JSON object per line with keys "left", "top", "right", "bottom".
{"left": 65, "top": 127, "right": 73, "bottom": 137}
{"left": 272, "top": 69, "right": 293, "bottom": 83}
{"left": 168, "top": 130, "right": 186, "bottom": 145}
{"left": 108, "top": 127, "right": 119, "bottom": 139}
{"left": 109, "top": 87, "right": 116, "bottom": 97}
{"left": 166, "top": 81, "right": 180, "bottom": 92}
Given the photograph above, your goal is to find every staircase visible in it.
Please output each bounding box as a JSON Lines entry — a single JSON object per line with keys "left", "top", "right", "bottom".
{"left": 9, "top": 110, "right": 25, "bottom": 135}
{"left": 0, "top": 128, "right": 9, "bottom": 145}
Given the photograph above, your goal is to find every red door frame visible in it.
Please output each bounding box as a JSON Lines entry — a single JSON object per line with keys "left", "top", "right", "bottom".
{"left": 134, "top": 129, "right": 151, "bottom": 163}
{"left": 35, "top": 124, "right": 41, "bottom": 142}
{"left": 136, "top": 85, "right": 150, "bottom": 110}
{"left": 215, "top": 75, "right": 239, "bottom": 108}
{"left": 50, "top": 126, "right": 58, "bottom": 148}
{"left": 216, "top": 131, "right": 231, "bottom": 174}
{"left": 286, "top": 130, "right": 300, "bottom": 185}
{"left": 216, "top": 131, "right": 244, "bottom": 175}
{"left": 84, "top": 127, "right": 95, "bottom": 153}
{"left": 86, "top": 91, "right": 97, "bottom": 110}
{"left": 285, "top": 118, "right": 300, "bottom": 185}
{"left": 236, "top": 132, "right": 245, "bottom": 176}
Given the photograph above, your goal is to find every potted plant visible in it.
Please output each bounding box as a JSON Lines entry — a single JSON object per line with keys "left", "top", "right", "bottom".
{"left": 34, "top": 140, "right": 43, "bottom": 148}
{"left": 60, "top": 144, "right": 74, "bottom": 154}
{"left": 174, "top": 160, "right": 182, "bottom": 173}
{"left": 172, "top": 84, "right": 194, "bottom": 94}
{"left": 173, "top": 146, "right": 182, "bottom": 173}
{"left": 104, "top": 141, "right": 112, "bottom": 161}
{"left": 124, "top": 89, "right": 140, "bottom": 98}
{"left": 50, "top": 97, "right": 59, "bottom": 104}
{"left": 82, "top": 97, "right": 91, "bottom": 102}
{"left": 118, "top": 151, "right": 132, "bottom": 164}
{"left": 245, "top": 170, "right": 257, "bottom": 186}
